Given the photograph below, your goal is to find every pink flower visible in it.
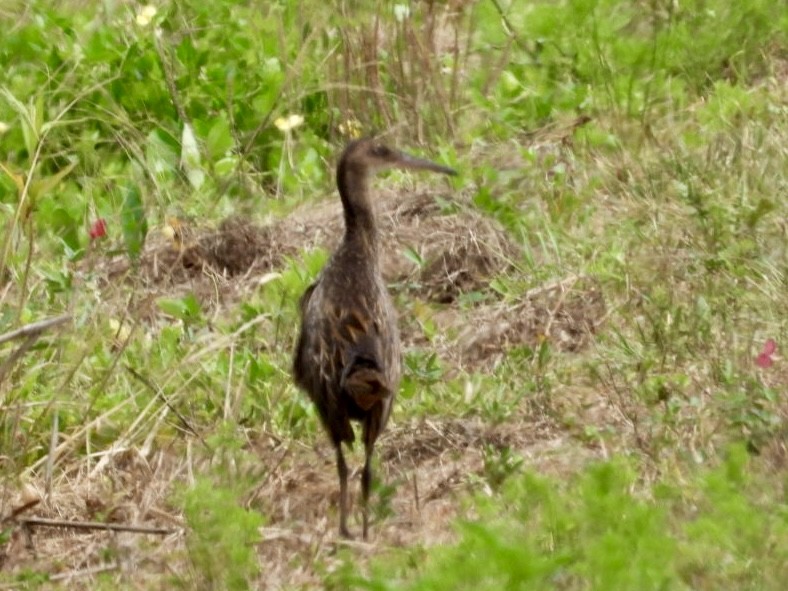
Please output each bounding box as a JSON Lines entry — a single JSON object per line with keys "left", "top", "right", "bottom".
{"left": 755, "top": 338, "right": 777, "bottom": 369}
{"left": 89, "top": 218, "right": 107, "bottom": 241}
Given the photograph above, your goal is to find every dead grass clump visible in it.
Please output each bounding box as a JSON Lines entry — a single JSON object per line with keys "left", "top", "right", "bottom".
{"left": 1, "top": 448, "right": 181, "bottom": 582}
{"left": 94, "top": 215, "right": 295, "bottom": 321}
{"left": 379, "top": 417, "right": 547, "bottom": 466}
{"left": 196, "top": 216, "right": 275, "bottom": 276}
{"left": 454, "top": 275, "right": 607, "bottom": 369}
{"left": 101, "top": 215, "right": 286, "bottom": 285}
{"left": 417, "top": 242, "right": 504, "bottom": 304}
{"left": 378, "top": 192, "right": 521, "bottom": 301}
{"left": 133, "top": 216, "right": 286, "bottom": 284}
{"left": 274, "top": 189, "right": 522, "bottom": 302}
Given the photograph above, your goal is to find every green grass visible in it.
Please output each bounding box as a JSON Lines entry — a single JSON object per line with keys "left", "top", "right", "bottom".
{"left": 339, "top": 447, "right": 787, "bottom": 590}
{"left": 1, "top": 0, "right": 786, "bottom": 588}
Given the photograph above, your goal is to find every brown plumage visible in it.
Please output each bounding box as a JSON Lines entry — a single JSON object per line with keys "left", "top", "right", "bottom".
{"left": 293, "top": 138, "right": 457, "bottom": 539}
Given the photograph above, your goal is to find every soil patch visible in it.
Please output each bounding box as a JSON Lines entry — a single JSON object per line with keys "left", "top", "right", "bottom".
{"left": 1, "top": 417, "right": 600, "bottom": 589}
{"left": 94, "top": 188, "right": 521, "bottom": 319}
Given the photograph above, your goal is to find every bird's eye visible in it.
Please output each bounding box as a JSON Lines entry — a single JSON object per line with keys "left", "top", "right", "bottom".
{"left": 372, "top": 145, "right": 392, "bottom": 158}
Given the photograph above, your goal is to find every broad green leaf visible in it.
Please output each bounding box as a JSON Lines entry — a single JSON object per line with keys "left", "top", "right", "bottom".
{"left": 120, "top": 184, "right": 148, "bottom": 261}
{"left": 402, "top": 246, "right": 424, "bottom": 267}
{"left": 0, "top": 87, "right": 38, "bottom": 155}
{"left": 0, "top": 162, "right": 25, "bottom": 195}
{"left": 204, "top": 116, "right": 234, "bottom": 161}
{"left": 49, "top": 207, "right": 80, "bottom": 252}
{"left": 146, "top": 129, "right": 178, "bottom": 177}
{"left": 30, "top": 160, "right": 78, "bottom": 199}
{"left": 157, "top": 293, "right": 202, "bottom": 322}
{"left": 214, "top": 156, "right": 237, "bottom": 176}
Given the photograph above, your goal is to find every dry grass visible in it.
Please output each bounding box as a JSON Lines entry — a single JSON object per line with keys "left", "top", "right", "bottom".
{"left": 1, "top": 2, "right": 785, "bottom": 588}
{"left": 0, "top": 174, "right": 614, "bottom": 587}
{"left": 2, "top": 411, "right": 601, "bottom": 589}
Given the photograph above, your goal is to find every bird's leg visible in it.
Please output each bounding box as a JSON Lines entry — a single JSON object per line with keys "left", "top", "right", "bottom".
{"left": 336, "top": 445, "right": 352, "bottom": 539}
{"left": 361, "top": 444, "right": 374, "bottom": 541}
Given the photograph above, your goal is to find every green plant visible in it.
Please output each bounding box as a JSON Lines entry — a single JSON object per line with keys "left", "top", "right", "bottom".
{"left": 0, "top": 0, "right": 785, "bottom": 586}
{"left": 180, "top": 474, "right": 264, "bottom": 590}
{"left": 344, "top": 449, "right": 787, "bottom": 590}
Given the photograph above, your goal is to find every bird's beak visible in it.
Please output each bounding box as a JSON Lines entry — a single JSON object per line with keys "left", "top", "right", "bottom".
{"left": 396, "top": 151, "right": 458, "bottom": 176}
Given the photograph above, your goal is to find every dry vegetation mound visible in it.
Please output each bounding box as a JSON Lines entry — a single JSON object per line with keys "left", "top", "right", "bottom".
{"left": 95, "top": 187, "right": 605, "bottom": 368}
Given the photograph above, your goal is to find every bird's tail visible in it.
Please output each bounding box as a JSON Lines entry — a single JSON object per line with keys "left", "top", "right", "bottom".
{"left": 340, "top": 352, "right": 391, "bottom": 411}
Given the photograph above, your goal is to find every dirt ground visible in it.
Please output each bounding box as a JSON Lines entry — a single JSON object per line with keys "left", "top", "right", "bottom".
{"left": 1, "top": 186, "right": 611, "bottom": 588}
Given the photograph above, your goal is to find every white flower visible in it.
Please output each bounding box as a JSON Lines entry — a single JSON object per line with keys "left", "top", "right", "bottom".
{"left": 180, "top": 123, "right": 204, "bottom": 189}
{"left": 136, "top": 5, "right": 157, "bottom": 27}
{"left": 0, "top": 121, "right": 9, "bottom": 134}
{"left": 274, "top": 114, "right": 304, "bottom": 132}
{"left": 393, "top": 4, "right": 410, "bottom": 22}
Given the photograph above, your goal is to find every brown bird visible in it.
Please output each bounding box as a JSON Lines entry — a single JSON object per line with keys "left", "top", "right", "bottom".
{"left": 293, "top": 138, "right": 457, "bottom": 539}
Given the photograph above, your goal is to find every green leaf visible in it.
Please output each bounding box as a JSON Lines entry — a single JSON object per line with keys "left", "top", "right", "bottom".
{"left": 120, "top": 184, "right": 148, "bottom": 261}
{"left": 402, "top": 246, "right": 424, "bottom": 268}
{"left": 215, "top": 156, "right": 237, "bottom": 176}
{"left": 49, "top": 206, "right": 80, "bottom": 252}
{"left": 145, "top": 129, "right": 179, "bottom": 178}
{"left": 30, "top": 159, "right": 77, "bottom": 199}
{"left": 204, "top": 115, "right": 234, "bottom": 161}
{"left": 157, "top": 293, "right": 202, "bottom": 322}
{"left": 745, "top": 198, "right": 776, "bottom": 230}
{"left": 0, "top": 87, "right": 38, "bottom": 155}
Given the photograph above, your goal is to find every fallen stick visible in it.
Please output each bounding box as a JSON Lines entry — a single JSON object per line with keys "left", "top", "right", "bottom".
{"left": 124, "top": 363, "right": 208, "bottom": 447}
{"left": 0, "top": 314, "right": 71, "bottom": 346}
{"left": 19, "top": 516, "right": 175, "bottom": 535}
{"left": 0, "top": 498, "right": 41, "bottom": 524}
{"left": 49, "top": 562, "right": 119, "bottom": 582}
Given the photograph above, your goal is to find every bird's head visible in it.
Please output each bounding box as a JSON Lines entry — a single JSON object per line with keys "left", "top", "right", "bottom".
{"left": 340, "top": 137, "right": 457, "bottom": 177}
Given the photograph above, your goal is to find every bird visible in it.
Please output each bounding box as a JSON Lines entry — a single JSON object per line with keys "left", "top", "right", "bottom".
{"left": 292, "top": 137, "right": 457, "bottom": 539}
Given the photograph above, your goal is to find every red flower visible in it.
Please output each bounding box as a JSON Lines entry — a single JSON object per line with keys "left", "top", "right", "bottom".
{"left": 755, "top": 338, "right": 777, "bottom": 369}
{"left": 89, "top": 218, "right": 107, "bottom": 240}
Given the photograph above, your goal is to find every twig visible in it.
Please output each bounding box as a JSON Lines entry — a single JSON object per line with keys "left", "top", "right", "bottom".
{"left": 258, "top": 527, "right": 313, "bottom": 545}
{"left": 124, "top": 364, "right": 209, "bottom": 450}
{"left": 19, "top": 516, "right": 175, "bottom": 535}
{"left": 0, "top": 333, "right": 38, "bottom": 385}
{"left": 153, "top": 31, "right": 189, "bottom": 125}
{"left": 524, "top": 273, "right": 586, "bottom": 300}
{"left": 0, "top": 498, "right": 40, "bottom": 525}
{"left": 412, "top": 470, "right": 421, "bottom": 514}
{"left": 49, "top": 563, "right": 119, "bottom": 582}
{"left": 247, "top": 446, "right": 291, "bottom": 508}
{"left": 542, "top": 276, "right": 579, "bottom": 339}
{"left": 0, "top": 314, "right": 71, "bottom": 346}
{"left": 488, "top": 0, "right": 538, "bottom": 59}
{"left": 46, "top": 410, "right": 59, "bottom": 497}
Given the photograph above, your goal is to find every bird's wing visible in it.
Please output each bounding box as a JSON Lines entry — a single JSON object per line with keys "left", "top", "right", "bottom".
{"left": 298, "top": 281, "right": 317, "bottom": 314}
{"left": 334, "top": 302, "right": 395, "bottom": 411}
{"left": 293, "top": 281, "right": 356, "bottom": 444}
{"left": 293, "top": 278, "right": 397, "bottom": 442}
{"left": 292, "top": 281, "right": 317, "bottom": 390}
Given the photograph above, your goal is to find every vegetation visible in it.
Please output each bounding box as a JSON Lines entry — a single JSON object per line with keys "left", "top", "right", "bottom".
{"left": 0, "top": 0, "right": 785, "bottom": 588}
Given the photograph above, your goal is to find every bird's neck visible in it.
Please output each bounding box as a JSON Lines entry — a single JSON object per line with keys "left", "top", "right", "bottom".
{"left": 337, "top": 161, "right": 378, "bottom": 247}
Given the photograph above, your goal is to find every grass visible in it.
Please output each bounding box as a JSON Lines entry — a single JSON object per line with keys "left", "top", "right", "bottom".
{"left": 338, "top": 447, "right": 788, "bottom": 591}
{"left": 0, "top": 0, "right": 786, "bottom": 588}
